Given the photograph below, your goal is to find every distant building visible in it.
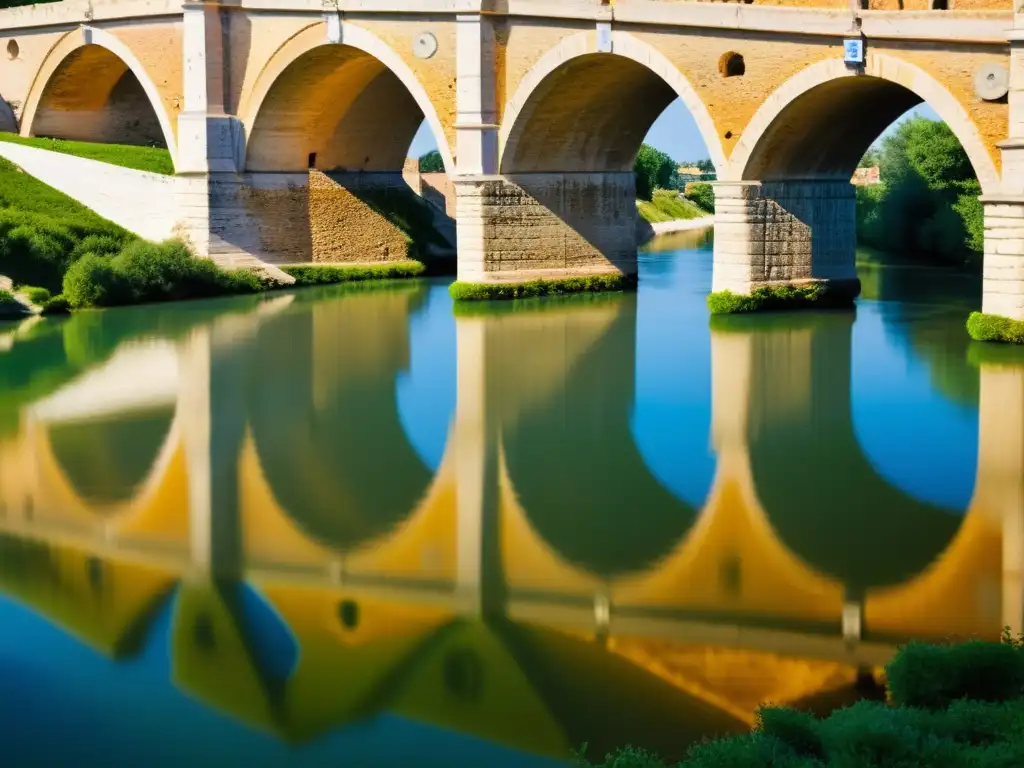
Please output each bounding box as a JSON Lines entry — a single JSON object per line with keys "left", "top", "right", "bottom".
{"left": 852, "top": 166, "right": 881, "bottom": 185}
{"left": 678, "top": 165, "right": 703, "bottom": 176}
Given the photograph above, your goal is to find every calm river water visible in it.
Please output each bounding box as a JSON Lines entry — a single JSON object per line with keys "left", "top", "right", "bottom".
{"left": 1, "top": 231, "right": 1023, "bottom": 766}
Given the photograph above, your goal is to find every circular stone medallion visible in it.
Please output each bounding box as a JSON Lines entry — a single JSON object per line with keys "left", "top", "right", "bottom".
{"left": 413, "top": 32, "right": 438, "bottom": 60}
{"left": 975, "top": 64, "right": 1009, "bottom": 102}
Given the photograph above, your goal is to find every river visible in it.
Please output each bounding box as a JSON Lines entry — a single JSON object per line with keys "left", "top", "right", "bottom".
{"left": 1, "top": 230, "right": 1022, "bottom": 766}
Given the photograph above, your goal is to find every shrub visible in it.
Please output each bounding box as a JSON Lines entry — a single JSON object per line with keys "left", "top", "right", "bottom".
{"left": 70, "top": 233, "right": 127, "bottom": 261}
{"left": 684, "top": 182, "right": 715, "bottom": 213}
{"left": 62, "top": 240, "right": 267, "bottom": 309}
{"left": 63, "top": 253, "right": 123, "bottom": 308}
{"left": 39, "top": 294, "right": 71, "bottom": 316}
{"left": 21, "top": 286, "right": 51, "bottom": 304}
{"left": 755, "top": 707, "right": 825, "bottom": 759}
{"left": 966, "top": 312, "right": 1024, "bottom": 345}
{"left": 887, "top": 640, "right": 1024, "bottom": 709}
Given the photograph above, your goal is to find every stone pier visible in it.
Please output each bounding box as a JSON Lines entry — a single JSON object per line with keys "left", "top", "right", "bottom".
{"left": 454, "top": 172, "right": 637, "bottom": 284}
{"left": 712, "top": 179, "right": 859, "bottom": 297}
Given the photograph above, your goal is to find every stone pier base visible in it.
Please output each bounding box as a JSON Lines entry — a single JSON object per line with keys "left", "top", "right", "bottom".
{"left": 712, "top": 179, "right": 858, "bottom": 297}
{"left": 982, "top": 199, "right": 1024, "bottom": 322}
{"left": 175, "top": 171, "right": 456, "bottom": 269}
{"left": 454, "top": 172, "right": 638, "bottom": 285}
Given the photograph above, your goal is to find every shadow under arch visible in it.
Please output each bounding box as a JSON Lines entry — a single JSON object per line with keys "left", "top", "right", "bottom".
{"left": 735, "top": 312, "right": 968, "bottom": 596}
{"left": 728, "top": 54, "right": 999, "bottom": 191}
{"left": 500, "top": 295, "right": 703, "bottom": 580}
{"left": 499, "top": 31, "right": 725, "bottom": 174}
{"left": 20, "top": 27, "right": 177, "bottom": 165}
{"left": 248, "top": 287, "right": 436, "bottom": 552}
{"left": 241, "top": 22, "right": 453, "bottom": 173}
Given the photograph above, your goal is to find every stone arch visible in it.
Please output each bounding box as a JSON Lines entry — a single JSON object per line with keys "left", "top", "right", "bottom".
{"left": 499, "top": 30, "right": 726, "bottom": 175}
{"left": 728, "top": 54, "right": 999, "bottom": 192}
{"left": 20, "top": 26, "right": 178, "bottom": 168}
{"left": 239, "top": 21, "right": 454, "bottom": 173}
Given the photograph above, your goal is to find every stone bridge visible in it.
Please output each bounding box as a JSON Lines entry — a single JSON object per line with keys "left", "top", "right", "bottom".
{"left": 0, "top": 0, "right": 1022, "bottom": 316}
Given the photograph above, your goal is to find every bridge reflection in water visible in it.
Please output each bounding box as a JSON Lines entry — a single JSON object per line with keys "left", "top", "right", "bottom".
{"left": 0, "top": 285, "right": 1022, "bottom": 764}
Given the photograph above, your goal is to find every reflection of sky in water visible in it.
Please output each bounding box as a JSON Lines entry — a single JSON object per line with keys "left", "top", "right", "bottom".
{"left": 0, "top": 593, "right": 561, "bottom": 767}
{"left": 631, "top": 249, "right": 717, "bottom": 509}
{"left": 851, "top": 301, "right": 978, "bottom": 512}
{"left": 396, "top": 282, "right": 458, "bottom": 472}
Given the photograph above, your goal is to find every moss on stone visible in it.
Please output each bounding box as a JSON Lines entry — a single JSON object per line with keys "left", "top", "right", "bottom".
{"left": 283, "top": 261, "right": 427, "bottom": 286}
{"left": 449, "top": 273, "right": 637, "bottom": 302}
{"left": 966, "top": 311, "right": 1024, "bottom": 345}
{"left": 707, "top": 280, "right": 860, "bottom": 315}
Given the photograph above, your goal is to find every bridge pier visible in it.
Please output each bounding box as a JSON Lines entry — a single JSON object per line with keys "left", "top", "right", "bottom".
{"left": 454, "top": 173, "right": 638, "bottom": 285}
{"left": 711, "top": 179, "right": 859, "bottom": 299}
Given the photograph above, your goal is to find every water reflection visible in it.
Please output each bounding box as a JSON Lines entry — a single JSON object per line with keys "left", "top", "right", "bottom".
{"left": 0, "top": 260, "right": 1023, "bottom": 765}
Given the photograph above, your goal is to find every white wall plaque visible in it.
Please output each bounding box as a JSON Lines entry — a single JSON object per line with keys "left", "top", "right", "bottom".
{"left": 597, "top": 22, "right": 612, "bottom": 54}
{"left": 843, "top": 39, "right": 864, "bottom": 65}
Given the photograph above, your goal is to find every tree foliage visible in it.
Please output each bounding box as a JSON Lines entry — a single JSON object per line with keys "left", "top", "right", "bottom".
{"left": 857, "top": 117, "right": 982, "bottom": 269}
{"left": 634, "top": 144, "right": 677, "bottom": 201}
{"left": 418, "top": 149, "right": 444, "bottom": 173}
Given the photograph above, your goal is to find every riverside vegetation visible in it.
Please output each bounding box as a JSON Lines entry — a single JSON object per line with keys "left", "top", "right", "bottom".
{"left": 576, "top": 634, "right": 1024, "bottom": 768}
{"left": 0, "top": 141, "right": 451, "bottom": 317}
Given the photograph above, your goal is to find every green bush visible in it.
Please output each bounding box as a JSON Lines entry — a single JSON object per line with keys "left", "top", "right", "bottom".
{"left": 0, "top": 157, "right": 130, "bottom": 290}
{"left": 684, "top": 183, "right": 715, "bottom": 213}
{"left": 449, "top": 273, "right": 637, "bottom": 301}
{"left": 39, "top": 294, "right": 71, "bottom": 316}
{"left": 62, "top": 240, "right": 266, "bottom": 309}
{"left": 707, "top": 282, "right": 859, "bottom": 315}
{"left": 22, "top": 286, "right": 51, "bottom": 304}
{"left": 888, "top": 641, "right": 1024, "bottom": 708}
{"left": 967, "top": 312, "right": 1024, "bottom": 345}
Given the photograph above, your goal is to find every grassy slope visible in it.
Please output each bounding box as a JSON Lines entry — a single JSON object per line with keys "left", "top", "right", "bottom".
{"left": 0, "top": 134, "right": 174, "bottom": 175}
{"left": 637, "top": 190, "right": 708, "bottom": 224}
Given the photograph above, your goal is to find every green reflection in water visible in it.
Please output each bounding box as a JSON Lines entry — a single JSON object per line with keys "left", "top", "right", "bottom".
{"left": 727, "top": 311, "right": 964, "bottom": 596}
{"left": 48, "top": 407, "right": 175, "bottom": 507}
{"left": 248, "top": 288, "right": 434, "bottom": 552}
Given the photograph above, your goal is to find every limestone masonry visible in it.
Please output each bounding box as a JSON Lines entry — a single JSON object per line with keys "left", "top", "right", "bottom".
{"left": 0, "top": 0, "right": 1022, "bottom": 317}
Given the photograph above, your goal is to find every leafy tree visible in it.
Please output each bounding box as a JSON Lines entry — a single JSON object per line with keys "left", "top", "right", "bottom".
{"left": 857, "top": 116, "right": 982, "bottom": 270}
{"left": 634, "top": 144, "right": 676, "bottom": 201}
{"left": 418, "top": 150, "right": 444, "bottom": 173}
{"left": 859, "top": 146, "right": 881, "bottom": 168}
{"left": 696, "top": 158, "right": 715, "bottom": 173}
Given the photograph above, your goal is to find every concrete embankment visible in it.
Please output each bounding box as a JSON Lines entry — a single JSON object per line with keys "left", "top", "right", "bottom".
{"left": 636, "top": 215, "right": 714, "bottom": 245}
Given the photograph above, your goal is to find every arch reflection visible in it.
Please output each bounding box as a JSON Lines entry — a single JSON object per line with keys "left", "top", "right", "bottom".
{"left": 248, "top": 287, "right": 435, "bottom": 552}
{"left": 0, "top": 281, "right": 1021, "bottom": 765}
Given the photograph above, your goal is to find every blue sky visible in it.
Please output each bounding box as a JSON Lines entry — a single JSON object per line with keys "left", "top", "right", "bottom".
{"left": 407, "top": 100, "right": 940, "bottom": 163}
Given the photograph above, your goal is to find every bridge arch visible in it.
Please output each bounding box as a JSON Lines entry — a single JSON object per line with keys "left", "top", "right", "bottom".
{"left": 239, "top": 21, "right": 454, "bottom": 173}
{"left": 20, "top": 27, "right": 178, "bottom": 167}
{"left": 727, "top": 54, "right": 999, "bottom": 191}
{"left": 498, "top": 30, "right": 726, "bottom": 175}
